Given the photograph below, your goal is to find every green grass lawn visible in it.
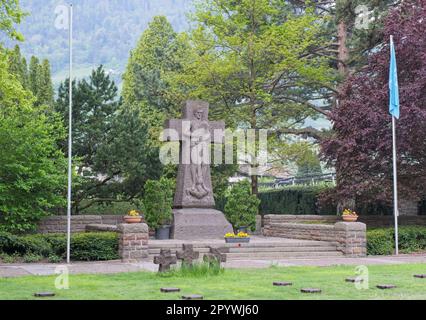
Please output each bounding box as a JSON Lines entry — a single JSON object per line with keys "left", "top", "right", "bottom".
{"left": 0, "top": 264, "right": 425, "bottom": 300}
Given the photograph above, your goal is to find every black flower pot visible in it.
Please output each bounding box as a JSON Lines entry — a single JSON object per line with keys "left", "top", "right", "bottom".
{"left": 155, "top": 225, "right": 171, "bottom": 240}
{"left": 236, "top": 226, "right": 249, "bottom": 233}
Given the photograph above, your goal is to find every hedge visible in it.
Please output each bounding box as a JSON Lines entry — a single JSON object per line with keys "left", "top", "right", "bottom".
{"left": 367, "top": 226, "right": 426, "bottom": 255}
{"left": 0, "top": 232, "right": 119, "bottom": 261}
{"left": 258, "top": 185, "right": 336, "bottom": 215}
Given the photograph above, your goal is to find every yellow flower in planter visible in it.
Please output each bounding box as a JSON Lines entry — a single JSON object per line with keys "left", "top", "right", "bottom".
{"left": 128, "top": 210, "right": 140, "bottom": 217}
{"left": 224, "top": 233, "right": 236, "bottom": 238}
{"left": 342, "top": 209, "right": 358, "bottom": 217}
{"left": 237, "top": 232, "right": 249, "bottom": 238}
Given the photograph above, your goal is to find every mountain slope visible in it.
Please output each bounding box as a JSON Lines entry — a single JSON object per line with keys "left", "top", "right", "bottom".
{"left": 8, "top": 0, "right": 192, "bottom": 86}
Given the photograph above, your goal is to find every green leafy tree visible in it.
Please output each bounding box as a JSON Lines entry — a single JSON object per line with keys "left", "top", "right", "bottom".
{"left": 177, "top": 0, "right": 337, "bottom": 195}
{"left": 0, "top": 50, "right": 66, "bottom": 233}
{"left": 224, "top": 180, "right": 260, "bottom": 231}
{"left": 56, "top": 66, "right": 163, "bottom": 213}
{"left": 0, "top": 0, "right": 25, "bottom": 42}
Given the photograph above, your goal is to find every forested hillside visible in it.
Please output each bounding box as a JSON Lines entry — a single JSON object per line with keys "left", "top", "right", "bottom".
{"left": 7, "top": 0, "right": 192, "bottom": 86}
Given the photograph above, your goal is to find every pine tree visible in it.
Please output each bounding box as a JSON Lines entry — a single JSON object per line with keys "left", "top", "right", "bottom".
{"left": 28, "top": 56, "right": 40, "bottom": 99}
{"left": 56, "top": 65, "right": 162, "bottom": 213}
{"left": 37, "top": 59, "right": 54, "bottom": 107}
{"left": 7, "top": 45, "right": 28, "bottom": 88}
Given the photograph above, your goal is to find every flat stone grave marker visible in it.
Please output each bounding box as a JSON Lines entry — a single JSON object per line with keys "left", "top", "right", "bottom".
{"left": 34, "top": 292, "right": 56, "bottom": 298}
{"left": 376, "top": 284, "right": 397, "bottom": 290}
{"left": 345, "top": 277, "right": 364, "bottom": 283}
{"left": 273, "top": 282, "right": 293, "bottom": 287}
{"left": 414, "top": 274, "right": 426, "bottom": 279}
{"left": 176, "top": 244, "right": 200, "bottom": 266}
{"left": 154, "top": 249, "right": 177, "bottom": 273}
{"left": 182, "top": 294, "right": 204, "bottom": 300}
{"left": 161, "top": 288, "right": 181, "bottom": 293}
{"left": 301, "top": 288, "right": 322, "bottom": 294}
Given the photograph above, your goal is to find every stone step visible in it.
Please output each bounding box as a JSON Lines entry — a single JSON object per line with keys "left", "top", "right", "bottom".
{"left": 227, "top": 246, "right": 338, "bottom": 253}
{"left": 148, "top": 240, "right": 335, "bottom": 250}
{"left": 148, "top": 245, "right": 338, "bottom": 255}
{"left": 225, "top": 251, "right": 344, "bottom": 260}
{"left": 148, "top": 250, "right": 342, "bottom": 261}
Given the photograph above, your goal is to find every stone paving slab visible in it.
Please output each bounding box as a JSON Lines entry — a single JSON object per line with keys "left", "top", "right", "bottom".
{"left": 1, "top": 254, "right": 425, "bottom": 278}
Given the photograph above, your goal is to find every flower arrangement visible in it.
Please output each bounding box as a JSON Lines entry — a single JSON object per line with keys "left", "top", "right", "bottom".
{"left": 341, "top": 209, "right": 359, "bottom": 222}
{"left": 224, "top": 232, "right": 250, "bottom": 239}
{"left": 224, "top": 232, "right": 251, "bottom": 243}
{"left": 124, "top": 210, "right": 142, "bottom": 224}
{"left": 342, "top": 209, "right": 358, "bottom": 217}
{"left": 128, "top": 210, "right": 141, "bottom": 217}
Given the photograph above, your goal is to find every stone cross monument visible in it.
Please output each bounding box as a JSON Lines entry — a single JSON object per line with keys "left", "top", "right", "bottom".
{"left": 164, "top": 100, "right": 233, "bottom": 239}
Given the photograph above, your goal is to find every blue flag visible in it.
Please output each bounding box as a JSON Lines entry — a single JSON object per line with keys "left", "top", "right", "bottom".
{"left": 389, "top": 36, "right": 400, "bottom": 119}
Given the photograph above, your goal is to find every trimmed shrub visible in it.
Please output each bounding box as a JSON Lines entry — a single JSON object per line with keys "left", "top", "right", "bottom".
{"left": 367, "top": 226, "right": 426, "bottom": 255}
{"left": 0, "top": 232, "right": 119, "bottom": 261}
{"left": 70, "top": 232, "right": 119, "bottom": 261}
{"left": 259, "top": 185, "right": 336, "bottom": 215}
{"left": 366, "top": 229, "right": 394, "bottom": 255}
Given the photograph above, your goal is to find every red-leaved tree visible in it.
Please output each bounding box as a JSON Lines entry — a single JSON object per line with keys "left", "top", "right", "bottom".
{"left": 321, "top": 0, "right": 426, "bottom": 207}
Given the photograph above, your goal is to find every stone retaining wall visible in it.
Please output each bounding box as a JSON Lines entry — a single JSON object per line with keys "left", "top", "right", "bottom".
{"left": 263, "top": 216, "right": 367, "bottom": 257}
{"left": 38, "top": 215, "right": 124, "bottom": 233}
{"left": 262, "top": 214, "right": 426, "bottom": 228}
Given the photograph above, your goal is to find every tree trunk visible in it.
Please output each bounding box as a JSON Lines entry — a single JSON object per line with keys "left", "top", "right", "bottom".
{"left": 337, "top": 20, "right": 349, "bottom": 76}
{"left": 336, "top": 20, "right": 355, "bottom": 213}
{"left": 251, "top": 174, "right": 258, "bottom": 196}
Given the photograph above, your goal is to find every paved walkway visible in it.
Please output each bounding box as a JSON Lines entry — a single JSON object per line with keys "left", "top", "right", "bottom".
{"left": 1, "top": 254, "right": 425, "bottom": 278}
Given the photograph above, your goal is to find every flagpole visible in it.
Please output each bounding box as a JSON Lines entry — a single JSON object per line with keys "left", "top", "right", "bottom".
{"left": 66, "top": 3, "right": 73, "bottom": 265}
{"left": 390, "top": 35, "right": 399, "bottom": 256}
{"left": 392, "top": 115, "right": 399, "bottom": 255}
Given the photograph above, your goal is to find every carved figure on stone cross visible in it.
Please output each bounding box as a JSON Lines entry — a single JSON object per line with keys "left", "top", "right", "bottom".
{"left": 183, "top": 108, "right": 211, "bottom": 199}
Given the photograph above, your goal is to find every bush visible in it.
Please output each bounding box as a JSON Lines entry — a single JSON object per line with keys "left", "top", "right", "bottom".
{"left": 366, "top": 229, "right": 394, "bottom": 255}
{"left": 0, "top": 232, "right": 119, "bottom": 261}
{"left": 143, "top": 177, "right": 175, "bottom": 230}
{"left": 0, "top": 232, "right": 53, "bottom": 256}
{"left": 367, "top": 226, "right": 426, "bottom": 255}
{"left": 23, "top": 253, "right": 43, "bottom": 263}
{"left": 70, "top": 232, "right": 119, "bottom": 261}
{"left": 48, "top": 254, "right": 62, "bottom": 263}
{"left": 224, "top": 181, "right": 260, "bottom": 231}
{"left": 0, "top": 253, "right": 19, "bottom": 264}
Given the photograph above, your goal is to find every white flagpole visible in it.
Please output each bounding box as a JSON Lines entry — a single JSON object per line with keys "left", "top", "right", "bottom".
{"left": 392, "top": 115, "right": 399, "bottom": 256}
{"left": 66, "top": 3, "right": 73, "bottom": 265}
{"left": 390, "top": 35, "right": 399, "bottom": 256}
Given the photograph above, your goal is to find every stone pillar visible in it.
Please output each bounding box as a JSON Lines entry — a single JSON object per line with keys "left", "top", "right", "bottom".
{"left": 335, "top": 222, "right": 366, "bottom": 257}
{"left": 118, "top": 223, "right": 149, "bottom": 263}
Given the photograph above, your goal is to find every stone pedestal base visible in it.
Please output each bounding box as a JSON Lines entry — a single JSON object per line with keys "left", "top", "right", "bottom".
{"left": 172, "top": 208, "right": 233, "bottom": 240}
{"left": 118, "top": 223, "right": 149, "bottom": 262}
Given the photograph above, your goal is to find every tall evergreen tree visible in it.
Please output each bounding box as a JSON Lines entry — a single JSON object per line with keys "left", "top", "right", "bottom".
{"left": 122, "top": 14, "right": 191, "bottom": 171}
{"left": 37, "top": 59, "right": 54, "bottom": 107}
{"left": 7, "top": 45, "right": 28, "bottom": 87}
{"left": 28, "top": 56, "right": 40, "bottom": 99}
{"left": 56, "top": 65, "right": 162, "bottom": 212}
